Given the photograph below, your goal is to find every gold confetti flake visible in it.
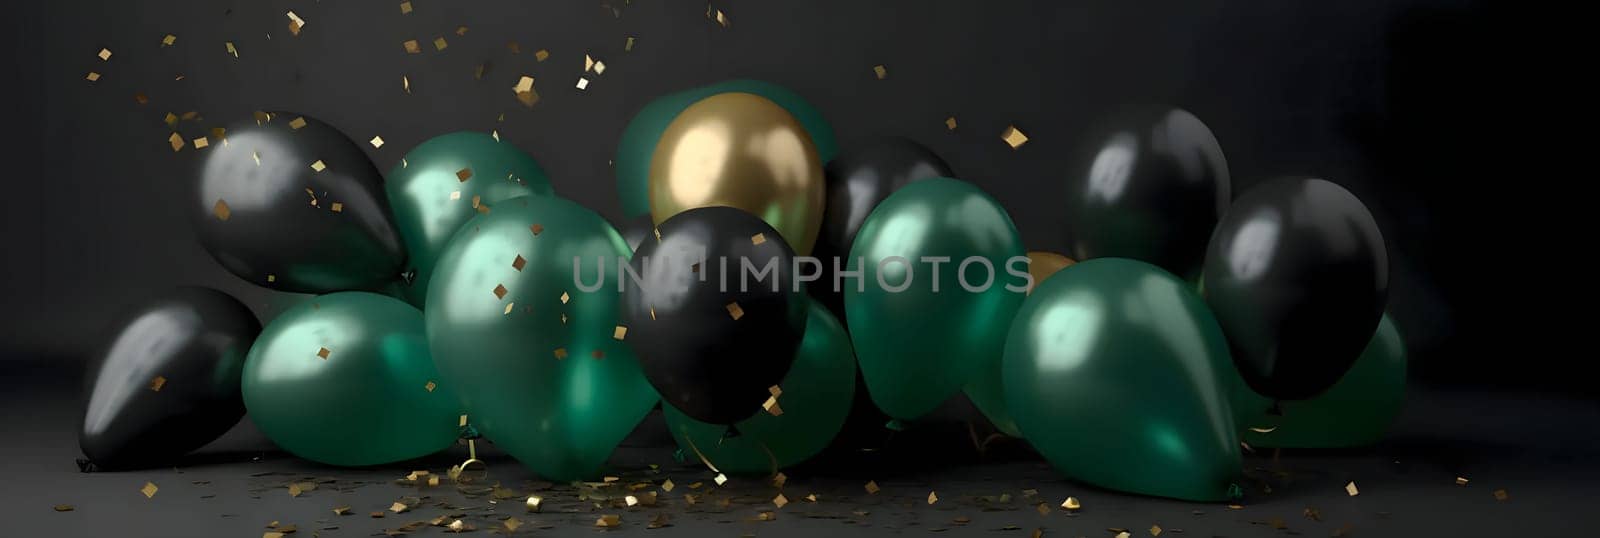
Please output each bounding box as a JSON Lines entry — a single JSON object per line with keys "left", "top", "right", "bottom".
{"left": 927, "top": 491, "right": 939, "bottom": 505}
{"left": 491, "top": 130, "right": 500, "bottom": 142}
{"left": 946, "top": 116, "right": 958, "bottom": 130}
{"left": 317, "top": 347, "right": 331, "bottom": 359}
{"left": 714, "top": 473, "right": 728, "bottom": 486}
{"left": 456, "top": 168, "right": 473, "bottom": 182}
{"left": 286, "top": 11, "right": 306, "bottom": 35}
{"left": 493, "top": 284, "right": 509, "bottom": 300}
{"left": 181, "top": 111, "right": 200, "bottom": 121}
{"left": 1493, "top": 489, "right": 1508, "bottom": 501}
{"left": 511, "top": 75, "right": 540, "bottom": 107}
{"left": 52, "top": 504, "right": 71, "bottom": 512}
{"left": 424, "top": 381, "right": 437, "bottom": 392}
{"left": 399, "top": 1, "right": 412, "bottom": 14}
{"left": 192, "top": 137, "right": 209, "bottom": 149}
{"left": 625, "top": 36, "right": 636, "bottom": 51}
{"left": 535, "top": 49, "right": 550, "bottom": 62}
{"left": 471, "top": 195, "right": 482, "bottom": 209}
{"left": 403, "top": 40, "right": 421, "bottom": 54}
{"left": 211, "top": 127, "right": 226, "bottom": 140}
{"left": 1115, "top": 532, "right": 1130, "bottom": 538}
{"left": 162, "top": 34, "right": 177, "bottom": 47}
{"left": 612, "top": 325, "right": 628, "bottom": 340}
{"left": 433, "top": 37, "right": 448, "bottom": 51}
{"left": 390, "top": 501, "right": 410, "bottom": 513}
{"left": 873, "top": 65, "right": 888, "bottom": 79}
{"left": 763, "top": 395, "right": 783, "bottom": 416}
{"left": 714, "top": 9, "right": 730, "bottom": 27}
{"left": 1062, "top": 496, "right": 1081, "bottom": 510}
{"left": 333, "top": 506, "right": 351, "bottom": 516}
{"left": 1456, "top": 477, "right": 1470, "bottom": 486}
{"left": 97, "top": 48, "right": 112, "bottom": 61}
{"left": 1036, "top": 502, "right": 1050, "bottom": 516}
{"left": 447, "top": 519, "right": 470, "bottom": 532}
{"left": 267, "top": 274, "right": 276, "bottom": 283}
{"left": 146, "top": 375, "right": 167, "bottom": 391}
{"left": 751, "top": 233, "right": 767, "bottom": 245}
{"left": 330, "top": 202, "right": 343, "bottom": 213}
{"left": 507, "top": 41, "right": 521, "bottom": 54}
{"left": 525, "top": 495, "right": 543, "bottom": 512}
{"left": 553, "top": 348, "right": 568, "bottom": 360}
{"left": 402, "top": 75, "right": 411, "bottom": 93}
{"left": 503, "top": 517, "right": 522, "bottom": 531}
{"left": 649, "top": 307, "right": 656, "bottom": 320}
{"left": 805, "top": 493, "right": 818, "bottom": 502}
{"left": 213, "top": 200, "right": 232, "bottom": 221}
{"left": 503, "top": 302, "right": 515, "bottom": 315}
{"left": 310, "top": 160, "right": 326, "bottom": 172}
{"left": 449, "top": 191, "right": 461, "bottom": 200}
{"left": 505, "top": 255, "right": 526, "bottom": 272}
{"left": 456, "top": 26, "right": 469, "bottom": 36}
{"left": 1150, "top": 524, "right": 1163, "bottom": 536}
{"left": 864, "top": 480, "right": 880, "bottom": 494}
{"left": 369, "top": 136, "right": 385, "bottom": 148}
{"left": 141, "top": 482, "right": 158, "bottom": 498}
{"left": 1345, "top": 481, "right": 1359, "bottom": 496}
{"left": 661, "top": 479, "right": 675, "bottom": 492}
{"left": 576, "top": 77, "right": 590, "bottom": 90}
{"left": 252, "top": 151, "right": 261, "bottom": 166}
{"left": 225, "top": 41, "right": 238, "bottom": 58}
{"left": 530, "top": 223, "right": 545, "bottom": 235}
{"left": 726, "top": 302, "right": 744, "bottom": 320}
{"left": 134, "top": 93, "right": 149, "bottom": 105}
{"left": 595, "top": 515, "right": 620, "bottom": 528}
{"left": 86, "top": 71, "right": 101, "bottom": 82}
{"left": 459, "top": 414, "right": 469, "bottom": 427}
{"left": 168, "top": 132, "right": 184, "bottom": 152}
{"left": 1002, "top": 125, "right": 1029, "bottom": 149}
{"left": 287, "top": 116, "right": 308, "bottom": 130}
{"left": 624, "top": 494, "right": 639, "bottom": 507}
{"left": 585, "top": 54, "right": 595, "bottom": 72}
{"left": 560, "top": 291, "right": 570, "bottom": 304}
{"left": 774, "top": 494, "right": 789, "bottom": 508}
{"left": 594, "top": 61, "right": 607, "bottom": 75}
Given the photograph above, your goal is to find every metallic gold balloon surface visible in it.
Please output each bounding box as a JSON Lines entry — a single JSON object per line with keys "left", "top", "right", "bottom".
{"left": 649, "top": 92, "right": 824, "bottom": 255}
{"left": 1025, "top": 251, "right": 1076, "bottom": 294}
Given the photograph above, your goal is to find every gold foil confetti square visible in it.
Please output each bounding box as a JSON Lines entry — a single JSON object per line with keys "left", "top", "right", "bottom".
{"left": 625, "top": 495, "right": 639, "bottom": 506}
{"left": 456, "top": 168, "right": 473, "bottom": 182}
{"left": 449, "top": 191, "right": 461, "bottom": 200}
{"left": 226, "top": 42, "right": 238, "bottom": 57}
{"left": 162, "top": 34, "right": 176, "bottom": 46}
{"left": 661, "top": 479, "right": 674, "bottom": 492}
{"left": 1062, "top": 496, "right": 1080, "bottom": 510}
{"left": 433, "top": 37, "right": 448, "bottom": 51}
{"left": 317, "top": 347, "right": 331, "bottom": 359}
{"left": 447, "top": 519, "right": 469, "bottom": 532}
{"left": 535, "top": 49, "right": 549, "bottom": 62}
{"left": 864, "top": 480, "right": 880, "bottom": 494}
{"left": 287, "top": 11, "right": 306, "bottom": 35}
{"left": 553, "top": 348, "right": 568, "bottom": 360}
{"left": 403, "top": 40, "right": 421, "bottom": 54}
{"left": 212, "top": 127, "right": 226, "bottom": 140}
{"left": 193, "top": 137, "right": 209, "bottom": 149}
{"left": 148, "top": 376, "right": 166, "bottom": 391}
{"left": 369, "top": 136, "right": 385, "bottom": 148}
{"left": 390, "top": 501, "right": 409, "bottom": 513}
{"left": 511, "top": 255, "right": 527, "bottom": 271}
{"left": 774, "top": 494, "right": 789, "bottom": 508}
{"left": 763, "top": 395, "right": 783, "bottom": 416}
{"left": 594, "top": 61, "right": 607, "bottom": 75}
{"left": 493, "top": 284, "right": 508, "bottom": 299}
{"left": 331, "top": 202, "right": 343, "bottom": 213}
{"left": 399, "top": 1, "right": 412, "bottom": 14}
{"left": 134, "top": 93, "right": 149, "bottom": 105}
{"left": 1002, "top": 125, "right": 1029, "bottom": 149}
{"left": 503, "top": 517, "right": 521, "bottom": 531}
{"left": 456, "top": 26, "right": 469, "bottom": 36}
{"left": 213, "top": 200, "right": 231, "bottom": 221}
{"left": 289, "top": 116, "right": 308, "bottom": 130}
{"left": 684, "top": 494, "right": 697, "bottom": 505}
{"left": 459, "top": 414, "right": 469, "bottom": 427}
{"left": 141, "top": 482, "right": 158, "bottom": 498}
{"left": 86, "top": 72, "right": 100, "bottom": 81}
{"left": 927, "top": 491, "right": 939, "bottom": 505}
{"left": 946, "top": 116, "right": 958, "bottom": 130}
{"left": 1345, "top": 481, "right": 1359, "bottom": 496}
{"left": 873, "top": 65, "right": 888, "bottom": 79}
{"left": 267, "top": 274, "right": 276, "bottom": 283}
{"left": 751, "top": 233, "right": 767, "bottom": 245}
{"left": 1494, "top": 489, "right": 1508, "bottom": 501}
{"left": 525, "top": 495, "right": 542, "bottom": 512}
{"left": 169, "top": 132, "right": 184, "bottom": 152}
{"left": 97, "top": 48, "right": 112, "bottom": 61}
{"left": 507, "top": 41, "right": 521, "bottom": 53}
{"left": 714, "top": 473, "right": 728, "bottom": 486}
{"left": 310, "top": 160, "right": 326, "bottom": 172}
{"left": 1151, "top": 524, "right": 1163, "bottom": 536}
{"left": 576, "top": 77, "right": 590, "bottom": 90}
{"left": 625, "top": 36, "right": 636, "bottom": 51}
{"left": 333, "top": 505, "right": 351, "bottom": 515}
{"left": 726, "top": 302, "right": 744, "bottom": 320}
{"left": 560, "top": 291, "right": 570, "bottom": 304}
{"left": 595, "top": 515, "right": 621, "bottom": 528}
{"left": 772, "top": 472, "right": 787, "bottom": 488}
{"left": 613, "top": 325, "right": 627, "bottom": 340}
{"left": 165, "top": 112, "right": 180, "bottom": 127}
{"left": 181, "top": 111, "right": 200, "bottom": 120}
{"left": 424, "top": 381, "right": 436, "bottom": 392}
{"left": 1036, "top": 502, "right": 1050, "bottom": 516}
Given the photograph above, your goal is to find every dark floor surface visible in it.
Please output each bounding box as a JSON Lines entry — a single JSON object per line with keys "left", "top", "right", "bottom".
{"left": 4, "top": 357, "right": 1596, "bottom": 537}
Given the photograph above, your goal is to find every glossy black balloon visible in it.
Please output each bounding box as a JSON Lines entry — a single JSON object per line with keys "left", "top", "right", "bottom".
{"left": 193, "top": 112, "right": 405, "bottom": 293}
{"left": 1065, "top": 107, "right": 1230, "bottom": 276}
{"left": 1202, "top": 177, "right": 1389, "bottom": 400}
{"left": 618, "top": 214, "right": 655, "bottom": 254}
{"left": 80, "top": 287, "right": 261, "bottom": 469}
{"left": 812, "top": 138, "right": 953, "bottom": 317}
{"left": 620, "top": 206, "right": 807, "bottom": 425}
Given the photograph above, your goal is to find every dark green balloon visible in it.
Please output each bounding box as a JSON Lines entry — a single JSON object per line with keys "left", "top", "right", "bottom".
{"left": 615, "top": 80, "right": 836, "bottom": 218}
{"left": 387, "top": 132, "right": 553, "bottom": 307}
{"left": 1003, "top": 259, "right": 1241, "bottom": 501}
{"left": 242, "top": 292, "right": 460, "bottom": 466}
{"left": 663, "top": 301, "right": 856, "bottom": 474}
{"left": 1243, "top": 315, "right": 1406, "bottom": 448}
{"left": 844, "top": 178, "right": 1026, "bottom": 421}
{"left": 425, "top": 195, "right": 658, "bottom": 481}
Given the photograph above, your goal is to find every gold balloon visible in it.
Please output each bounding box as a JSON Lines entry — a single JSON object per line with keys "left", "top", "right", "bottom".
{"left": 649, "top": 92, "right": 825, "bottom": 255}
{"left": 1026, "top": 251, "right": 1076, "bottom": 294}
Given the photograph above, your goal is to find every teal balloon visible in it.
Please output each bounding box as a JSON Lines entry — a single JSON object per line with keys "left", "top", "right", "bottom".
{"left": 425, "top": 195, "right": 658, "bottom": 481}
{"left": 242, "top": 292, "right": 460, "bottom": 466}
{"left": 615, "top": 80, "right": 836, "bottom": 218}
{"left": 1003, "top": 259, "right": 1241, "bottom": 501}
{"left": 1243, "top": 315, "right": 1406, "bottom": 448}
{"left": 844, "top": 178, "right": 1025, "bottom": 421}
{"left": 663, "top": 301, "right": 856, "bottom": 474}
{"left": 386, "top": 132, "right": 553, "bottom": 307}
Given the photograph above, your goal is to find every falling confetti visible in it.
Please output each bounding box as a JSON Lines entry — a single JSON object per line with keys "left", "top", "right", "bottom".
{"left": 424, "top": 381, "right": 437, "bottom": 392}
{"left": 317, "top": 347, "right": 331, "bottom": 359}
{"left": 864, "top": 481, "right": 880, "bottom": 494}
{"left": 946, "top": 116, "right": 958, "bottom": 130}
{"left": 141, "top": 482, "right": 158, "bottom": 498}
{"left": 225, "top": 42, "right": 238, "bottom": 58}
{"left": 213, "top": 200, "right": 232, "bottom": 221}
{"left": 661, "top": 479, "right": 675, "bottom": 492}
{"left": 726, "top": 302, "right": 744, "bottom": 320}
{"left": 535, "top": 49, "right": 550, "bottom": 62}
{"left": 595, "top": 515, "right": 621, "bottom": 528}
{"left": 503, "top": 517, "right": 522, "bottom": 532}
{"left": 148, "top": 376, "right": 166, "bottom": 391}
{"left": 456, "top": 26, "right": 469, "bottom": 36}
{"left": 751, "top": 233, "right": 767, "bottom": 245}
{"left": 513, "top": 76, "right": 539, "bottom": 107}
{"left": 560, "top": 291, "right": 570, "bottom": 304}
{"left": 369, "top": 136, "right": 385, "bottom": 148}
{"left": 526, "top": 495, "right": 543, "bottom": 512}
{"left": 169, "top": 133, "right": 184, "bottom": 152}
{"left": 625, "top": 36, "right": 636, "bottom": 51}
{"left": 403, "top": 40, "right": 421, "bottom": 54}
{"left": 1493, "top": 489, "right": 1508, "bottom": 501}
{"left": 289, "top": 116, "right": 308, "bottom": 130}
{"left": 54, "top": 505, "right": 75, "bottom": 512}
{"left": 286, "top": 11, "right": 306, "bottom": 35}
{"left": 553, "top": 348, "right": 568, "bottom": 360}
{"left": 192, "top": 137, "right": 209, "bottom": 149}
{"left": 1150, "top": 524, "right": 1163, "bottom": 536}
{"left": 310, "top": 160, "right": 326, "bottom": 172}
{"left": 714, "top": 473, "right": 729, "bottom": 486}
{"left": 1345, "top": 482, "right": 1359, "bottom": 496}
{"left": 86, "top": 72, "right": 101, "bottom": 82}
{"left": 402, "top": 75, "right": 411, "bottom": 93}
{"left": 399, "top": 1, "right": 412, "bottom": 14}
{"left": 97, "top": 48, "right": 112, "bottom": 61}
{"left": 576, "top": 77, "right": 590, "bottom": 90}
{"left": 772, "top": 471, "right": 787, "bottom": 488}
{"left": 873, "top": 65, "right": 888, "bottom": 79}
{"left": 774, "top": 494, "right": 789, "bottom": 508}
{"left": 493, "top": 284, "right": 508, "bottom": 300}
{"left": 613, "top": 325, "right": 627, "bottom": 340}
{"left": 1456, "top": 477, "right": 1470, "bottom": 486}
{"left": 162, "top": 34, "right": 177, "bottom": 47}
{"left": 433, "top": 37, "right": 448, "bottom": 51}
{"left": 928, "top": 491, "right": 939, "bottom": 505}
{"left": 333, "top": 506, "right": 351, "bottom": 516}
{"left": 1002, "top": 125, "right": 1029, "bottom": 149}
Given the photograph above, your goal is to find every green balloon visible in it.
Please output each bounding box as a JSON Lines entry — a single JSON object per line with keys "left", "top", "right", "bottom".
{"left": 615, "top": 80, "right": 837, "bottom": 218}
{"left": 845, "top": 178, "right": 1026, "bottom": 421}
{"left": 1242, "top": 315, "right": 1406, "bottom": 448}
{"left": 663, "top": 301, "right": 856, "bottom": 474}
{"left": 425, "top": 195, "right": 658, "bottom": 481}
{"left": 242, "top": 292, "right": 460, "bottom": 466}
{"left": 1003, "top": 259, "right": 1241, "bottom": 501}
{"left": 387, "top": 132, "right": 554, "bottom": 307}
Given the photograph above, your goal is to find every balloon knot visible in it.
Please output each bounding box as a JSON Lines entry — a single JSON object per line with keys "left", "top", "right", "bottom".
{"left": 884, "top": 419, "right": 906, "bottom": 432}
{"left": 1227, "top": 483, "right": 1244, "bottom": 501}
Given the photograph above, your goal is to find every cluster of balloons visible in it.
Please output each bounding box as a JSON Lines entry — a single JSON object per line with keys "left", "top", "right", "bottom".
{"left": 79, "top": 83, "right": 1405, "bottom": 508}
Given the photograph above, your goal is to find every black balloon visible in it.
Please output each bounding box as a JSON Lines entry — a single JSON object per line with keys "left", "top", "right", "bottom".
{"left": 80, "top": 287, "right": 261, "bottom": 469}
{"left": 1202, "top": 177, "right": 1388, "bottom": 400}
{"left": 812, "top": 138, "right": 953, "bottom": 317}
{"left": 619, "top": 214, "right": 655, "bottom": 254}
{"left": 620, "top": 206, "right": 808, "bottom": 425}
{"left": 1065, "top": 107, "right": 1230, "bottom": 277}
{"left": 193, "top": 112, "right": 405, "bottom": 293}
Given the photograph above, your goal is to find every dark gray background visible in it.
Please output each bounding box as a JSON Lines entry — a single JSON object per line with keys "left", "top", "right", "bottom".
{"left": 0, "top": 0, "right": 1530, "bottom": 385}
